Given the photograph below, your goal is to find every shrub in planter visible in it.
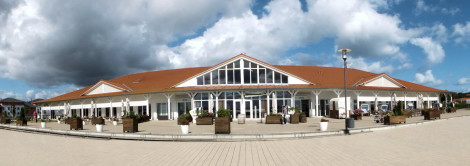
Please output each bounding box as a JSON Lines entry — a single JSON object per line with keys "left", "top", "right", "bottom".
{"left": 289, "top": 107, "right": 301, "bottom": 124}
{"left": 300, "top": 112, "right": 307, "bottom": 123}
{"left": 95, "top": 119, "right": 104, "bottom": 132}
{"left": 123, "top": 110, "right": 138, "bottom": 133}
{"left": 92, "top": 116, "right": 105, "bottom": 125}
{"left": 196, "top": 110, "right": 214, "bottom": 125}
{"left": 384, "top": 101, "right": 406, "bottom": 125}
{"left": 15, "top": 108, "right": 27, "bottom": 126}
{"left": 215, "top": 108, "right": 231, "bottom": 134}
{"left": 69, "top": 114, "right": 83, "bottom": 130}
{"left": 179, "top": 114, "right": 191, "bottom": 134}
{"left": 266, "top": 114, "right": 283, "bottom": 124}
{"left": 423, "top": 108, "right": 440, "bottom": 120}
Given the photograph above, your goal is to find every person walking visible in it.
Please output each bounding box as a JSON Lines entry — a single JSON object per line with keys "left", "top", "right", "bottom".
{"left": 282, "top": 105, "right": 287, "bottom": 125}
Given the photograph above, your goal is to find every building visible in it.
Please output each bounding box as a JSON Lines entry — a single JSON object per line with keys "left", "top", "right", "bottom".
{"left": 0, "top": 98, "right": 36, "bottom": 118}
{"left": 35, "top": 54, "right": 454, "bottom": 120}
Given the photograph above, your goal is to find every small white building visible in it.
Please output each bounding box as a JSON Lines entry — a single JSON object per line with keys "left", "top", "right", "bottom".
{"left": 35, "top": 54, "right": 454, "bottom": 120}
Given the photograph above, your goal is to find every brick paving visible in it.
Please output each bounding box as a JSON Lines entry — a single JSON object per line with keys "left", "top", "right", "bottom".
{"left": 1, "top": 110, "right": 470, "bottom": 165}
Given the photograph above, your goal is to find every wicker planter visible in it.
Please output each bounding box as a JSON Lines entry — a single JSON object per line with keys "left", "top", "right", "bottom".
{"left": 123, "top": 118, "right": 138, "bottom": 133}
{"left": 92, "top": 118, "right": 105, "bottom": 125}
{"left": 329, "top": 110, "right": 339, "bottom": 119}
{"left": 215, "top": 117, "right": 230, "bottom": 134}
{"left": 196, "top": 117, "right": 213, "bottom": 125}
{"left": 300, "top": 116, "right": 307, "bottom": 123}
{"left": 403, "top": 111, "right": 412, "bottom": 118}
{"left": 423, "top": 111, "right": 440, "bottom": 120}
{"left": 265, "top": 116, "right": 282, "bottom": 124}
{"left": 384, "top": 116, "right": 406, "bottom": 125}
{"left": 447, "top": 108, "right": 456, "bottom": 113}
{"left": 16, "top": 120, "right": 27, "bottom": 126}
{"left": 69, "top": 118, "right": 83, "bottom": 130}
{"left": 351, "top": 114, "right": 362, "bottom": 120}
{"left": 1, "top": 118, "right": 11, "bottom": 124}
{"left": 290, "top": 113, "right": 300, "bottom": 124}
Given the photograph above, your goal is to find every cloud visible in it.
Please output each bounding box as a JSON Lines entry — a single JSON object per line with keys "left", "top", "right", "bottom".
{"left": 410, "top": 37, "right": 445, "bottom": 65}
{"left": 0, "top": 86, "right": 78, "bottom": 101}
{"left": 415, "top": 0, "right": 459, "bottom": 16}
{"left": 414, "top": 70, "right": 443, "bottom": 86}
{"left": 457, "top": 78, "right": 470, "bottom": 85}
{"left": 452, "top": 22, "right": 470, "bottom": 43}
{"left": 0, "top": 0, "right": 251, "bottom": 88}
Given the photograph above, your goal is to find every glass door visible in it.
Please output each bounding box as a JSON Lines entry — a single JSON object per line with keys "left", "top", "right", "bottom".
{"left": 245, "top": 100, "right": 252, "bottom": 118}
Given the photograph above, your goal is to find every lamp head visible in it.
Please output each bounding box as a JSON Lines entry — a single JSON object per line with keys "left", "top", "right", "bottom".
{"left": 337, "top": 48, "right": 351, "bottom": 60}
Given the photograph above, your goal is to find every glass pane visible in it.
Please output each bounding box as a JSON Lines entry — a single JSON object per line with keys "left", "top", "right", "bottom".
{"left": 202, "top": 101, "right": 208, "bottom": 111}
{"left": 259, "top": 69, "right": 265, "bottom": 83}
{"left": 197, "top": 76, "right": 203, "bottom": 85}
{"left": 274, "top": 72, "right": 281, "bottom": 83}
{"left": 219, "top": 92, "right": 225, "bottom": 99}
{"left": 227, "top": 63, "right": 233, "bottom": 69}
{"left": 284, "top": 91, "right": 291, "bottom": 98}
{"left": 266, "top": 69, "right": 273, "bottom": 83}
{"left": 227, "top": 100, "right": 233, "bottom": 111}
{"left": 244, "top": 69, "right": 250, "bottom": 84}
{"left": 204, "top": 73, "right": 211, "bottom": 85}
{"left": 251, "top": 62, "right": 257, "bottom": 68}
{"left": 195, "top": 93, "right": 202, "bottom": 100}
{"left": 234, "top": 92, "right": 241, "bottom": 99}
{"left": 212, "top": 71, "right": 218, "bottom": 84}
{"left": 281, "top": 74, "right": 288, "bottom": 83}
{"left": 251, "top": 69, "right": 258, "bottom": 84}
{"left": 234, "top": 60, "right": 240, "bottom": 68}
{"left": 295, "top": 100, "right": 301, "bottom": 108}
{"left": 226, "top": 92, "right": 233, "bottom": 99}
{"left": 161, "top": 103, "right": 167, "bottom": 116}
{"left": 201, "top": 93, "right": 209, "bottom": 100}
{"left": 244, "top": 60, "right": 249, "bottom": 68}
{"left": 219, "top": 70, "right": 226, "bottom": 84}
{"left": 276, "top": 91, "right": 283, "bottom": 98}
{"left": 234, "top": 69, "right": 241, "bottom": 84}
{"left": 227, "top": 69, "right": 233, "bottom": 84}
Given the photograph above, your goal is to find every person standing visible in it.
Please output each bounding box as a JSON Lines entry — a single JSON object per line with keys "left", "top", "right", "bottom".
{"left": 282, "top": 106, "right": 287, "bottom": 125}
{"left": 33, "top": 111, "right": 37, "bottom": 123}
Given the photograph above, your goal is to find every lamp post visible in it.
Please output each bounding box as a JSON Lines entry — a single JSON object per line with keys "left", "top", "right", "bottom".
{"left": 338, "top": 48, "right": 351, "bottom": 134}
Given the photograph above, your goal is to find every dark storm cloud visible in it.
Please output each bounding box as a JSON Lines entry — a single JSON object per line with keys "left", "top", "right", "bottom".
{"left": 0, "top": 0, "right": 22, "bottom": 24}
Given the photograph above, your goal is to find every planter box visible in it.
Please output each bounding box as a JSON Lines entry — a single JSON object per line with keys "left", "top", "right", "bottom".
{"left": 329, "top": 110, "right": 339, "bottom": 119}
{"left": 384, "top": 116, "right": 406, "bottom": 125}
{"left": 196, "top": 117, "right": 213, "bottom": 125}
{"left": 290, "top": 113, "right": 300, "bottom": 124}
{"left": 403, "top": 111, "right": 412, "bottom": 118}
{"left": 69, "top": 119, "right": 83, "bottom": 130}
{"left": 423, "top": 111, "right": 440, "bottom": 120}
{"left": 300, "top": 116, "right": 307, "bottom": 123}
{"left": 215, "top": 117, "right": 230, "bottom": 134}
{"left": 16, "top": 120, "right": 27, "bottom": 126}
{"left": 65, "top": 118, "right": 71, "bottom": 124}
{"left": 351, "top": 114, "right": 362, "bottom": 120}
{"left": 447, "top": 108, "right": 456, "bottom": 113}
{"left": 1, "top": 118, "right": 11, "bottom": 124}
{"left": 265, "top": 116, "right": 282, "bottom": 124}
{"left": 92, "top": 118, "right": 105, "bottom": 125}
{"left": 123, "top": 118, "right": 138, "bottom": 133}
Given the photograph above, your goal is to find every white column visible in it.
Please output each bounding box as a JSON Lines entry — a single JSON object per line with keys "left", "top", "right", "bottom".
{"left": 373, "top": 91, "right": 379, "bottom": 111}
{"left": 144, "top": 94, "right": 151, "bottom": 116}
{"left": 289, "top": 90, "right": 298, "bottom": 109}
{"left": 354, "top": 91, "right": 362, "bottom": 111}
{"left": 80, "top": 101, "right": 84, "bottom": 117}
{"left": 403, "top": 93, "right": 407, "bottom": 110}
{"left": 312, "top": 90, "right": 321, "bottom": 117}
{"left": 427, "top": 94, "right": 430, "bottom": 108}
{"left": 272, "top": 91, "right": 277, "bottom": 114}
{"left": 108, "top": 97, "right": 113, "bottom": 118}
{"left": 241, "top": 91, "right": 245, "bottom": 115}
{"left": 164, "top": 93, "right": 174, "bottom": 120}
{"left": 187, "top": 92, "right": 197, "bottom": 110}
{"left": 266, "top": 90, "right": 271, "bottom": 115}
{"left": 91, "top": 99, "right": 95, "bottom": 117}
{"left": 213, "top": 92, "right": 222, "bottom": 117}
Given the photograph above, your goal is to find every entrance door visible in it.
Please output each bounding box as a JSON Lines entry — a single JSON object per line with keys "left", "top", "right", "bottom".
{"left": 253, "top": 99, "right": 260, "bottom": 119}
{"left": 245, "top": 100, "right": 251, "bottom": 118}
{"left": 235, "top": 100, "right": 241, "bottom": 119}
{"left": 157, "top": 103, "right": 168, "bottom": 120}
{"left": 301, "top": 100, "right": 309, "bottom": 117}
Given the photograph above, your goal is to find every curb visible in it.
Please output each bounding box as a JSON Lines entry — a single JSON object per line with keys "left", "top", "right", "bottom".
{"left": 1, "top": 115, "right": 468, "bottom": 142}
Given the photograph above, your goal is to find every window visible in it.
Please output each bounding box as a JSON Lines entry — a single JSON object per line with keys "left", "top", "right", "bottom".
{"left": 251, "top": 69, "right": 257, "bottom": 84}
{"left": 197, "top": 76, "right": 203, "bottom": 85}
{"left": 259, "top": 69, "right": 265, "bottom": 83}
{"left": 157, "top": 103, "right": 167, "bottom": 116}
{"left": 281, "top": 75, "right": 288, "bottom": 83}
{"left": 274, "top": 72, "right": 281, "bottom": 83}
{"left": 212, "top": 71, "right": 218, "bottom": 84}
{"left": 227, "top": 69, "right": 233, "bottom": 84}
{"left": 219, "top": 69, "right": 226, "bottom": 84}
{"left": 244, "top": 69, "right": 250, "bottom": 83}
{"left": 204, "top": 73, "right": 211, "bottom": 85}
{"left": 234, "top": 69, "right": 241, "bottom": 84}
{"left": 267, "top": 69, "right": 273, "bottom": 83}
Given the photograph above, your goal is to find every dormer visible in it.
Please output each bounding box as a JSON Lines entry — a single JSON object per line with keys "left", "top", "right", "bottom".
{"left": 81, "top": 80, "right": 129, "bottom": 96}
{"left": 356, "top": 74, "right": 406, "bottom": 88}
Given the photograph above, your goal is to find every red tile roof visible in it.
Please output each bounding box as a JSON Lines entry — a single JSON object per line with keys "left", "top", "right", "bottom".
{"left": 35, "top": 55, "right": 453, "bottom": 104}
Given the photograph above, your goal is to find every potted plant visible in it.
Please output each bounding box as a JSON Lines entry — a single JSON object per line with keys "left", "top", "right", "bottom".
{"left": 95, "top": 119, "right": 104, "bottom": 132}
{"left": 123, "top": 110, "right": 138, "bottom": 132}
{"left": 69, "top": 114, "right": 83, "bottom": 130}
{"left": 92, "top": 116, "right": 105, "bottom": 125}
{"left": 320, "top": 118, "right": 329, "bottom": 131}
{"left": 215, "top": 108, "right": 231, "bottom": 134}
{"left": 351, "top": 109, "right": 362, "bottom": 120}
{"left": 40, "top": 119, "right": 47, "bottom": 128}
{"left": 178, "top": 106, "right": 193, "bottom": 125}
{"left": 384, "top": 101, "right": 406, "bottom": 125}
{"left": 111, "top": 116, "right": 118, "bottom": 126}
{"left": 178, "top": 114, "right": 190, "bottom": 134}
{"left": 15, "top": 108, "right": 27, "bottom": 126}
{"left": 266, "top": 113, "right": 283, "bottom": 124}
{"left": 423, "top": 108, "right": 441, "bottom": 120}
{"left": 289, "top": 107, "right": 300, "bottom": 124}
{"left": 196, "top": 110, "right": 214, "bottom": 125}
{"left": 300, "top": 112, "right": 307, "bottom": 123}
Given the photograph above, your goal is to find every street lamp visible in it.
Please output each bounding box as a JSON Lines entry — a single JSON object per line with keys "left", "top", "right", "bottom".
{"left": 338, "top": 48, "right": 351, "bottom": 134}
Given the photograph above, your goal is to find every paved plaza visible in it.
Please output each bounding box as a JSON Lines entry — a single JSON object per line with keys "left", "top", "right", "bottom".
{"left": 1, "top": 110, "right": 470, "bottom": 165}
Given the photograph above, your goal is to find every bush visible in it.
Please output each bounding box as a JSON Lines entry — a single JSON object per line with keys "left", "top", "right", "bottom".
{"left": 125, "top": 110, "right": 138, "bottom": 119}
{"left": 455, "top": 102, "right": 468, "bottom": 109}
{"left": 300, "top": 112, "right": 306, "bottom": 118}
{"left": 393, "top": 101, "right": 404, "bottom": 116}
{"left": 217, "top": 108, "right": 231, "bottom": 118}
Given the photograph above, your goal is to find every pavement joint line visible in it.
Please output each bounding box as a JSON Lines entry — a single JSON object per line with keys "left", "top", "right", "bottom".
{"left": 1, "top": 114, "right": 469, "bottom": 142}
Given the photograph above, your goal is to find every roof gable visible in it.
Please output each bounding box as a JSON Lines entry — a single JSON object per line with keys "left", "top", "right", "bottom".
{"left": 82, "top": 80, "right": 129, "bottom": 96}
{"left": 174, "top": 54, "right": 312, "bottom": 87}
{"left": 356, "top": 74, "right": 405, "bottom": 88}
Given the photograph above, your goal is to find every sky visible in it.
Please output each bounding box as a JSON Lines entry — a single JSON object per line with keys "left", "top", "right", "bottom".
{"left": 1, "top": 0, "right": 470, "bottom": 101}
